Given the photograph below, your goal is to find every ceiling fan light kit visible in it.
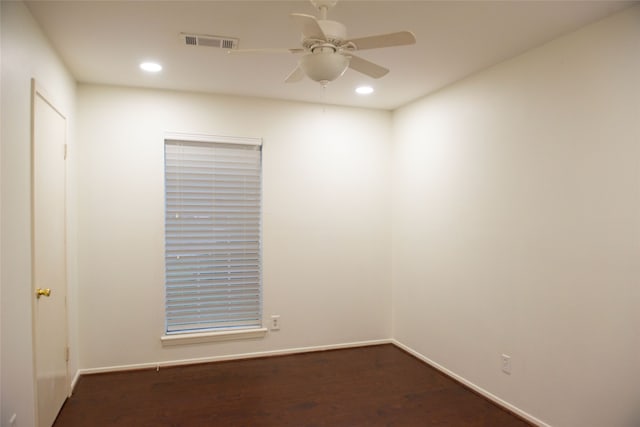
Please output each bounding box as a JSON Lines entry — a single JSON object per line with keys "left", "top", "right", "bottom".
{"left": 230, "top": 0, "right": 416, "bottom": 87}
{"left": 300, "top": 51, "right": 349, "bottom": 87}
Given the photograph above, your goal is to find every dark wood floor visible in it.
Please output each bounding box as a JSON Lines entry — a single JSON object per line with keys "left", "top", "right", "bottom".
{"left": 54, "top": 344, "right": 531, "bottom": 426}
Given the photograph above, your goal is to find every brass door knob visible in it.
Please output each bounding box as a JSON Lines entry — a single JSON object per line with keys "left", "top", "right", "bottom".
{"left": 36, "top": 288, "right": 51, "bottom": 299}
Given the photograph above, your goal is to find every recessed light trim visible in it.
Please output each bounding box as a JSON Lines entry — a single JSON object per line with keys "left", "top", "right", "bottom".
{"left": 140, "top": 62, "right": 162, "bottom": 72}
{"left": 356, "top": 85, "right": 374, "bottom": 95}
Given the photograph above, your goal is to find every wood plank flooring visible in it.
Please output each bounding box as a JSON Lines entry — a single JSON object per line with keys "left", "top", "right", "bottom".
{"left": 54, "top": 344, "right": 531, "bottom": 426}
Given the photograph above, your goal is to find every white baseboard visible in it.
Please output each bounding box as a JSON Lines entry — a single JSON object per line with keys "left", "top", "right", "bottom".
{"left": 70, "top": 369, "right": 81, "bottom": 395}
{"left": 391, "top": 339, "right": 551, "bottom": 427}
{"left": 76, "top": 338, "right": 393, "bottom": 376}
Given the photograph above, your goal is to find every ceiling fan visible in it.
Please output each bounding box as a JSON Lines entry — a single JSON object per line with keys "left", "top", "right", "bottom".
{"left": 232, "top": 0, "right": 416, "bottom": 86}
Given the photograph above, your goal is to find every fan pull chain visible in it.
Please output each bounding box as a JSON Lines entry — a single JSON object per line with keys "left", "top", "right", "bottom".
{"left": 321, "top": 84, "right": 327, "bottom": 113}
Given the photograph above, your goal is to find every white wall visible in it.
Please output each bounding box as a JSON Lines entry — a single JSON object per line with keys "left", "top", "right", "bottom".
{"left": 392, "top": 6, "right": 640, "bottom": 427}
{"left": 0, "top": 1, "right": 77, "bottom": 426}
{"left": 75, "top": 85, "right": 392, "bottom": 369}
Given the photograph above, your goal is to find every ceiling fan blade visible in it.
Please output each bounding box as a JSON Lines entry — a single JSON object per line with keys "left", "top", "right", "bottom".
{"left": 285, "top": 65, "right": 306, "bottom": 83}
{"left": 348, "top": 54, "right": 389, "bottom": 79}
{"left": 229, "top": 48, "right": 305, "bottom": 54}
{"left": 346, "top": 31, "right": 416, "bottom": 51}
{"left": 290, "top": 13, "right": 326, "bottom": 40}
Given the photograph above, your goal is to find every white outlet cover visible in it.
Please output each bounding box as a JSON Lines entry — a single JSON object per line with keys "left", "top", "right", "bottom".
{"left": 270, "top": 315, "right": 280, "bottom": 331}
{"left": 501, "top": 354, "right": 512, "bottom": 375}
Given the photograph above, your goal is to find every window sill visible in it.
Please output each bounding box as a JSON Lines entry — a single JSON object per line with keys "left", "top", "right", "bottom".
{"left": 160, "top": 328, "right": 268, "bottom": 346}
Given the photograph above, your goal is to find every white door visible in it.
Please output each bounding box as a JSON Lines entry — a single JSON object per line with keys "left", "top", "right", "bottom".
{"left": 32, "top": 81, "right": 69, "bottom": 427}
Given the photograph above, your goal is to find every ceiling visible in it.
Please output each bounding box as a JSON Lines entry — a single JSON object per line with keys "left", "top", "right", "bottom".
{"left": 26, "top": 0, "right": 633, "bottom": 110}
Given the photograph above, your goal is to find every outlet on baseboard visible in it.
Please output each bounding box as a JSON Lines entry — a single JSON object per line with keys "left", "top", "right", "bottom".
{"left": 270, "top": 315, "right": 281, "bottom": 331}
{"left": 501, "top": 354, "right": 512, "bottom": 375}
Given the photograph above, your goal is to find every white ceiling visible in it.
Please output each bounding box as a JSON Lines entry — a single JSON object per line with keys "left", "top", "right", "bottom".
{"left": 26, "top": 0, "right": 633, "bottom": 110}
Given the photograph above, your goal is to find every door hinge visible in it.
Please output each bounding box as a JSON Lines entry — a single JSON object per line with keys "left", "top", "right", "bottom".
{"left": 65, "top": 347, "right": 70, "bottom": 362}
{"left": 64, "top": 144, "right": 68, "bottom": 160}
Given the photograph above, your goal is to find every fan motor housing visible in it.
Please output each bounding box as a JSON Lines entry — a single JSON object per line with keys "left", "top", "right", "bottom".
{"left": 317, "top": 19, "right": 347, "bottom": 44}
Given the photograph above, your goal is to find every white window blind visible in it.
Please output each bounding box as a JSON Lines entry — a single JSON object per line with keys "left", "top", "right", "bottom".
{"left": 164, "top": 138, "right": 262, "bottom": 334}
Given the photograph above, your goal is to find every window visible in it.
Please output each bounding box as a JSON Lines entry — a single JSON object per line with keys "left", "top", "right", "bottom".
{"left": 164, "top": 136, "right": 262, "bottom": 335}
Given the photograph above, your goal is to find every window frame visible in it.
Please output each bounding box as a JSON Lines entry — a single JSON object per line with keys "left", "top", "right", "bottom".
{"left": 161, "top": 132, "right": 266, "bottom": 345}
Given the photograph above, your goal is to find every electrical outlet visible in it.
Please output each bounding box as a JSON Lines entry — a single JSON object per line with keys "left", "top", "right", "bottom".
{"left": 501, "top": 354, "right": 512, "bottom": 375}
{"left": 270, "top": 315, "right": 281, "bottom": 331}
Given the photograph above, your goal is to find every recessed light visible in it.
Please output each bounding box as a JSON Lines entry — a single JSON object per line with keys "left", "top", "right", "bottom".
{"left": 356, "top": 85, "right": 374, "bottom": 95}
{"left": 140, "top": 62, "right": 162, "bottom": 72}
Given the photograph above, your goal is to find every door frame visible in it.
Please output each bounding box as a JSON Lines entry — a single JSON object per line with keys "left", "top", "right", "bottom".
{"left": 30, "top": 78, "right": 70, "bottom": 426}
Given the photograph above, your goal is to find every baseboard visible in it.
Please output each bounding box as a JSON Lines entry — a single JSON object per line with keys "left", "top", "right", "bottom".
{"left": 77, "top": 338, "right": 393, "bottom": 376}
{"left": 390, "top": 339, "right": 551, "bottom": 427}
{"left": 70, "top": 369, "right": 81, "bottom": 395}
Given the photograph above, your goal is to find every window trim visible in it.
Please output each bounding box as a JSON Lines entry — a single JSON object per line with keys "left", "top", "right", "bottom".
{"left": 162, "top": 131, "right": 264, "bottom": 343}
{"left": 160, "top": 327, "right": 268, "bottom": 346}
{"left": 164, "top": 132, "right": 262, "bottom": 147}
